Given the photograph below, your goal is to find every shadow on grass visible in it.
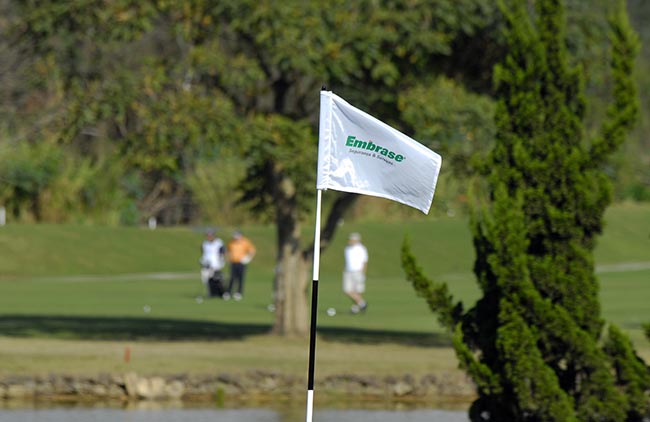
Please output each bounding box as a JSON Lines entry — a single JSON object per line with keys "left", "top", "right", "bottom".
{"left": 0, "top": 315, "right": 452, "bottom": 347}
{"left": 0, "top": 315, "right": 270, "bottom": 341}
{"left": 317, "top": 326, "right": 452, "bottom": 347}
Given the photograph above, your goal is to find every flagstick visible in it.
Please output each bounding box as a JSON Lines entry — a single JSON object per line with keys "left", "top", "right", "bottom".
{"left": 306, "top": 188, "right": 323, "bottom": 422}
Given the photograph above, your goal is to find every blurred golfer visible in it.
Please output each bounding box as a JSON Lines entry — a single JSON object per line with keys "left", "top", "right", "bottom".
{"left": 200, "top": 229, "right": 226, "bottom": 297}
{"left": 225, "top": 230, "right": 256, "bottom": 301}
{"left": 343, "top": 232, "right": 368, "bottom": 314}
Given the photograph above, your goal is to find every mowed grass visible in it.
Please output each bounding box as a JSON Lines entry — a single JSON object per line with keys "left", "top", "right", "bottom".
{"left": 0, "top": 202, "right": 648, "bottom": 377}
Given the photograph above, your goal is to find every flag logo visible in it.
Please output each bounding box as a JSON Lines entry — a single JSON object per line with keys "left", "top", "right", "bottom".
{"left": 346, "top": 135, "right": 406, "bottom": 163}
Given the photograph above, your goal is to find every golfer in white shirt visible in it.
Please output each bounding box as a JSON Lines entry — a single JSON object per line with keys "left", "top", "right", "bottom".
{"left": 343, "top": 232, "right": 368, "bottom": 314}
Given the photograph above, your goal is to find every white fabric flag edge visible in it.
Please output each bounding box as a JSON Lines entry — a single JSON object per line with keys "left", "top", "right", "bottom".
{"left": 317, "top": 91, "right": 442, "bottom": 214}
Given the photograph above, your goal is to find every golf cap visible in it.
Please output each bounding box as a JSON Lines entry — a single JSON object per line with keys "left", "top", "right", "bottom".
{"left": 349, "top": 232, "right": 361, "bottom": 241}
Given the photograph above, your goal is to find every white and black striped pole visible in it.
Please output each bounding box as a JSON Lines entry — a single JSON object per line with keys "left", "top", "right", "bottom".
{"left": 305, "top": 188, "right": 323, "bottom": 422}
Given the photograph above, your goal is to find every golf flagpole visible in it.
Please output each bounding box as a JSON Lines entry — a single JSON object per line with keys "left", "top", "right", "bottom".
{"left": 307, "top": 88, "right": 441, "bottom": 422}
{"left": 305, "top": 188, "right": 323, "bottom": 422}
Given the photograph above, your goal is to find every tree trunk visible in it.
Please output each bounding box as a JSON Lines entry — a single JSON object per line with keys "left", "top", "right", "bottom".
{"left": 272, "top": 235, "right": 310, "bottom": 336}
{"left": 271, "top": 188, "right": 358, "bottom": 337}
{"left": 270, "top": 171, "right": 309, "bottom": 336}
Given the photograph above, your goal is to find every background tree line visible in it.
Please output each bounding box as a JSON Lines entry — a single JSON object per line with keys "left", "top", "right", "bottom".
{"left": 1, "top": 0, "right": 648, "bottom": 228}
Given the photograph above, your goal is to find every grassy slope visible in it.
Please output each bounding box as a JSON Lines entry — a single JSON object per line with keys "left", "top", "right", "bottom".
{"left": 0, "top": 203, "right": 648, "bottom": 376}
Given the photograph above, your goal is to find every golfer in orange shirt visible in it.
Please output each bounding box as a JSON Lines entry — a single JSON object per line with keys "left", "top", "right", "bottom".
{"left": 224, "top": 230, "right": 256, "bottom": 301}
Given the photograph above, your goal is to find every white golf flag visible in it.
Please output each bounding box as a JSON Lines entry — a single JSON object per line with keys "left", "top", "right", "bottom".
{"left": 317, "top": 91, "right": 442, "bottom": 214}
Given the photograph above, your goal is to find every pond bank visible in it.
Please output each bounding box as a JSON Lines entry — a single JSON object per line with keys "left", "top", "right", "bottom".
{"left": 0, "top": 371, "right": 475, "bottom": 405}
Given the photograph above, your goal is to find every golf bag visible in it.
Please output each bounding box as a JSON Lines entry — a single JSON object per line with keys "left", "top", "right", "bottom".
{"left": 207, "top": 270, "right": 226, "bottom": 298}
{"left": 201, "top": 262, "right": 226, "bottom": 298}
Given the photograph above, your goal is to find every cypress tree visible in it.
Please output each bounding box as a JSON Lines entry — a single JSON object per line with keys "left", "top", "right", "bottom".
{"left": 401, "top": 0, "right": 650, "bottom": 420}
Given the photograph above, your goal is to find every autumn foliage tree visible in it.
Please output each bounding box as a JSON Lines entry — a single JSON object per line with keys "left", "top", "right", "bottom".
{"left": 402, "top": 0, "right": 650, "bottom": 420}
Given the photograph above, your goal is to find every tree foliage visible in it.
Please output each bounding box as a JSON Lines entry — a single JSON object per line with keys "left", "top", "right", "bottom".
{"left": 2, "top": 0, "right": 503, "bottom": 225}
{"left": 402, "top": 0, "right": 650, "bottom": 420}
{"left": 2, "top": 0, "right": 648, "bottom": 225}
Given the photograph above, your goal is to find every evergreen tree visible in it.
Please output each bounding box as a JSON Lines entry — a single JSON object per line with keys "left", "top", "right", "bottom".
{"left": 402, "top": 0, "right": 650, "bottom": 420}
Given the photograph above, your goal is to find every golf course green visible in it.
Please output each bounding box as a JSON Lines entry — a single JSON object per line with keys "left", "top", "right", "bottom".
{"left": 0, "top": 202, "right": 648, "bottom": 378}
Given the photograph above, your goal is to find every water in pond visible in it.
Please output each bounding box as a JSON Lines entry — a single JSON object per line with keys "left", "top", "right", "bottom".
{"left": 0, "top": 403, "right": 469, "bottom": 422}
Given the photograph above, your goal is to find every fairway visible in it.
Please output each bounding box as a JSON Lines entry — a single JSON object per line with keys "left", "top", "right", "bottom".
{"left": 0, "top": 203, "right": 648, "bottom": 377}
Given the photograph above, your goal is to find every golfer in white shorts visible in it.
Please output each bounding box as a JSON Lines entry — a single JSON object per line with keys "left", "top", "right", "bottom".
{"left": 343, "top": 232, "right": 368, "bottom": 314}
